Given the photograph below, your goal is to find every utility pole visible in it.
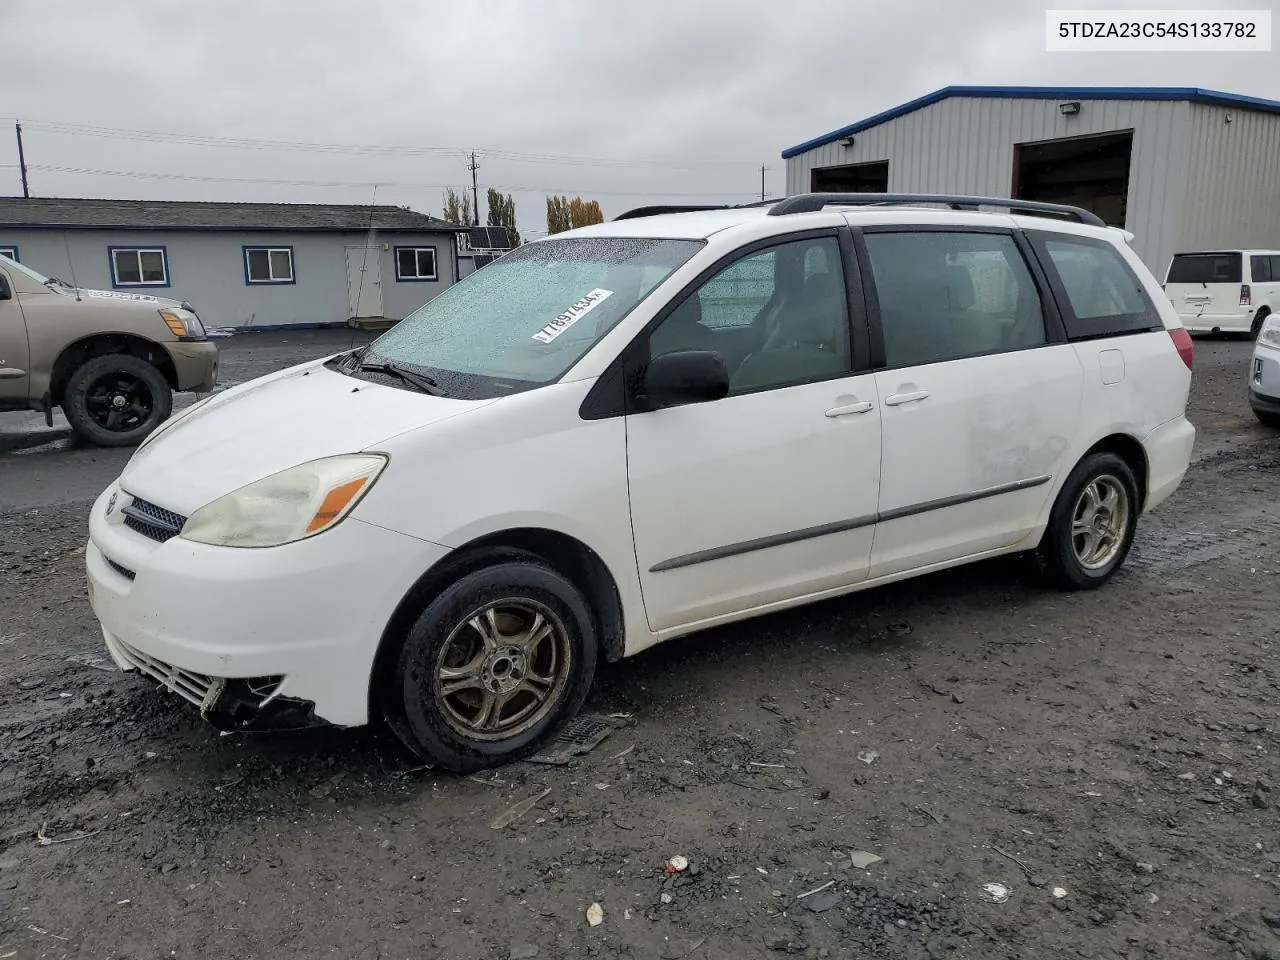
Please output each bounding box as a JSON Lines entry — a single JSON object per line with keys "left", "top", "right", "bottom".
{"left": 15, "top": 123, "right": 29, "bottom": 198}
{"left": 760, "top": 163, "right": 767, "bottom": 202}
{"left": 468, "top": 151, "right": 480, "bottom": 226}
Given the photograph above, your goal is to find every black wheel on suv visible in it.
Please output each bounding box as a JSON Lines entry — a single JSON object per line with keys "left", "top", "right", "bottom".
{"left": 1037, "top": 452, "right": 1140, "bottom": 590}
{"left": 382, "top": 554, "right": 598, "bottom": 772}
{"left": 63, "top": 354, "right": 173, "bottom": 447}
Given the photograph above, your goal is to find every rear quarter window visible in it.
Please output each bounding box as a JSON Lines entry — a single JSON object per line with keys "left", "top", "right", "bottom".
{"left": 1027, "top": 232, "right": 1163, "bottom": 341}
{"left": 1166, "top": 253, "right": 1242, "bottom": 284}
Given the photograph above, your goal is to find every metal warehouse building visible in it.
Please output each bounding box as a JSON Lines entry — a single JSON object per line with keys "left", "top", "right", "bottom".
{"left": 782, "top": 86, "right": 1280, "bottom": 277}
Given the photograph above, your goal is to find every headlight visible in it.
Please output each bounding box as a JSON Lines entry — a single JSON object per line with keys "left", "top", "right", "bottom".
{"left": 1260, "top": 315, "right": 1280, "bottom": 349}
{"left": 179, "top": 454, "right": 387, "bottom": 548}
{"left": 159, "top": 309, "right": 206, "bottom": 341}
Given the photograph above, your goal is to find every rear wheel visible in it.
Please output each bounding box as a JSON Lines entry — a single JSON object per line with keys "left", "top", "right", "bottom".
{"left": 382, "top": 557, "right": 598, "bottom": 772}
{"left": 1037, "top": 452, "right": 1139, "bottom": 590}
{"left": 62, "top": 354, "right": 172, "bottom": 447}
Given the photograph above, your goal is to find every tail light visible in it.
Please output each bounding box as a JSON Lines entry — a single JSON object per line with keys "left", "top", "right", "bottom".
{"left": 1169, "top": 328, "right": 1194, "bottom": 370}
{"left": 1240, "top": 284, "right": 1251, "bottom": 306}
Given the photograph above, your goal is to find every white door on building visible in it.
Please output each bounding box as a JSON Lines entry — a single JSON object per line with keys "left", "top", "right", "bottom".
{"left": 345, "top": 246, "right": 384, "bottom": 319}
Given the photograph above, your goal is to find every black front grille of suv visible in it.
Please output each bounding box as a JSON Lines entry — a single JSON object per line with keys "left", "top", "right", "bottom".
{"left": 122, "top": 497, "right": 187, "bottom": 543}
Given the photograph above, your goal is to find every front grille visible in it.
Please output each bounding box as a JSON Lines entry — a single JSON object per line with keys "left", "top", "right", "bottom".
{"left": 122, "top": 496, "right": 187, "bottom": 543}
{"left": 113, "top": 637, "right": 218, "bottom": 709}
{"left": 105, "top": 556, "right": 136, "bottom": 581}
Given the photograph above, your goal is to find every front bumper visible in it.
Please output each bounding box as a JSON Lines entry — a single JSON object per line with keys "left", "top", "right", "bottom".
{"left": 167, "top": 340, "right": 220, "bottom": 393}
{"left": 1249, "top": 340, "right": 1280, "bottom": 413}
{"left": 86, "top": 482, "right": 451, "bottom": 728}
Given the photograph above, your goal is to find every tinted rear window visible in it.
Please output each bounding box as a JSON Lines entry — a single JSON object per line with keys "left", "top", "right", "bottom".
{"left": 1166, "top": 253, "right": 1241, "bottom": 284}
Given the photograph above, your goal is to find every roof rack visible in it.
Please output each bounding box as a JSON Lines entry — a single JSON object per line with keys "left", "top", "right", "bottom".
{"left": 765, "top": 193, "right": 1106, "bottom": 227}
{"left": 613, "top": 199, "right": 776, "bottom": 221}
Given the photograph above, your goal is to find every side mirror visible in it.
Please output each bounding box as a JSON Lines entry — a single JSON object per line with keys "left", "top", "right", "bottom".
{"left": 642, "top": 349, "right": 730, "bottom": 409}
{"left": 0, "top": 275, "right": 10, "bottom": 301}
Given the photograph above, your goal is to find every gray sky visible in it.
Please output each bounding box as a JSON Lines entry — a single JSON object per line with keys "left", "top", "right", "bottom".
{"left": 0, "top": 0, "right": 1274, "bottom": 235}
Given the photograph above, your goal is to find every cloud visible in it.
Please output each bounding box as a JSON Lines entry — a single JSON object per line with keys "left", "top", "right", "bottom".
{"left": 0, "top": 0, "right": 1271, "bottom": 233}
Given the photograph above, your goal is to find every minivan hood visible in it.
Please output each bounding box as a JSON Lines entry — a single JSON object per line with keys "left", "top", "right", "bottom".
{"left": 119, "top": 359, "right": 489, "bottom": 515}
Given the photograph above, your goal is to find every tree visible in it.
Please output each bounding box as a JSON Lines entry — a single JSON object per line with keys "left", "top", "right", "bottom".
{"left": 546, "top": 195, "right": 603, "bottom": 234}
{"left": 486, "top": 187, "right": 521, "bottom": 247}
{"left": 441, "top": 186, "right": 473, "bottom": 227}
{"left": 546, "top": 195, "right": 573, "bottom": 234}
{"left": 569, "top": 197, "right": 604, "bottom": 229}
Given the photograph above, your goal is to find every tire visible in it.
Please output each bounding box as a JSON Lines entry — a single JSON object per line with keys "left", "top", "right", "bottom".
{"left": 1254, "top": 408, "right": 1280, "bottom": 428}
{"left": 1251, "top": 308, "right": 1270, "bottom": 339}
{"left": 1037, "top": 452, "right": 1140, "bottom": 590}
{"left": 62, "top": 354, "right": 173, "bottom": 447}
{"left": 383, "top": 557, "right": 598, "bottom": 772}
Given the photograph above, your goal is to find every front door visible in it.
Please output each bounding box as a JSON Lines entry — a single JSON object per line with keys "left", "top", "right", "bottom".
{"left": 0, "top": 264, "right": 30, "bottom": 405}
{"left": 625, "top": 234, "right": 882, "bottom": 632}
{"left": 345, "top": 246, "right": 384, "bottom": 319}
{"left": 858, "top": 227, "right": 1083, "bottom": 578}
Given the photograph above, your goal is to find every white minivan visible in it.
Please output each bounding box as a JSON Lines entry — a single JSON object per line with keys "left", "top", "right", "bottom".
{"left": 85, "top": 194, "right": 1196, "bottom": 771}
{"left": 1164, "top": 249, "right": 1280, "bottom": 336}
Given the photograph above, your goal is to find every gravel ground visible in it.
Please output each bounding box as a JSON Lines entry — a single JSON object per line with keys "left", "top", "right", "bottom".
{"left": 0, "top": 331, "right": 1277, "bottom": 960}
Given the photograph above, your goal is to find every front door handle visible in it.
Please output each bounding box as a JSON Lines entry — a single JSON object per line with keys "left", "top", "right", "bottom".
{"left": 0, "top": 367, "right": 26, "bottom": 380}
{"left": 884, "top": 389, "right": 930, "bottom": 406}
{"left": 824, "top": 400, "right": 874, "bottom": 417}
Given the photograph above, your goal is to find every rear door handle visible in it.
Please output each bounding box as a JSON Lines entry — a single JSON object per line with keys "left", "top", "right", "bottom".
{"left": 884, "top": 390, "right": 930, "bottom": 406}
{"left": 824, "top": 400, "right": 874, "bottom": 418}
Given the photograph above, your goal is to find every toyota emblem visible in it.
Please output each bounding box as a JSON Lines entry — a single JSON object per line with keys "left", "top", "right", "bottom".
{"left": 105, "top": 492, "right": 117, "bottom": 516}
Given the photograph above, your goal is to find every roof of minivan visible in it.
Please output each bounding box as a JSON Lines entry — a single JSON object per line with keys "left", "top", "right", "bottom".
{"left": 552, "top": 204, "right": 1120, "bottom": 242}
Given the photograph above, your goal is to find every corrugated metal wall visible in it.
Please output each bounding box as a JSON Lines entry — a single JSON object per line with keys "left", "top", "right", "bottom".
{"left": 784, "top": 97, "right": 1194, "bottom": 274}
{"left": 1177, "top": 104, "right": 1280, "bottom": 265}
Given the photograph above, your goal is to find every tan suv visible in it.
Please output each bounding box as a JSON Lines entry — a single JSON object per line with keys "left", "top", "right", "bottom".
{"left": 0, "top": 254, "right": 218, "bottom": 446}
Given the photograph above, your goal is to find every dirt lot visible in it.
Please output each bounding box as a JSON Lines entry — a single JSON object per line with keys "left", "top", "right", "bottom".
{"left": 1, "top": 332, "right": 1277, "bottom": 960}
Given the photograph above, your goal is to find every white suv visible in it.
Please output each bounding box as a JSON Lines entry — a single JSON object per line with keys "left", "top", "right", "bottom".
{"left": 84, "top": 193, "right": 1196, "bottom": 771}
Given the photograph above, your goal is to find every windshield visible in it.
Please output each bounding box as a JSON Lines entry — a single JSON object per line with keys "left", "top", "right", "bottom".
{"left": 0, "top": 254, "right": 52, "bottom": 286}
{"left": 1166, "top": 253, "right": 1241, "bottom": 284}
{"left": 359, "top": 236, "right": 703, "bottom": 399}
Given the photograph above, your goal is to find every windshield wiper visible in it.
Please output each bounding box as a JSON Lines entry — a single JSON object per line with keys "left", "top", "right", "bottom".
{"left": 356, "top": 359, "right": 446, "bottom": 396}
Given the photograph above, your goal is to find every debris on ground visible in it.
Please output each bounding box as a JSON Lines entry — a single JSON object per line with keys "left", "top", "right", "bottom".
{"left": 665, "top": 855, "right": 689, "bottom": 873}
{"left": 849, "top": 851, "right": 882, "bottom": 869}
{"left": 981, "top": 883, "right": 1011, "bottom": 904}
{"left": 586, "top": 902, "right": 604, "bottom": 927}
{"left": 1053, "top": 887, "right": 1068, "bottom": 899}
{"left": 856, "top": 750, "right": 879, "bottom": 765}
{"left": 490, "top": 787, "right": 552, "bottom": 830}
{"left": 528, "top": 715, "right": 619, "bottom": 765}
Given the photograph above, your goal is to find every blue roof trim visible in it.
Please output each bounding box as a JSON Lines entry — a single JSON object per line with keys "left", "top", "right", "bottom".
{"left": 781, "top": 85, "right": 1280, "bottom": 159}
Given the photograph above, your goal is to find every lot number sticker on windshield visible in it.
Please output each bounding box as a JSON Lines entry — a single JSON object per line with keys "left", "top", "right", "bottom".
{"left": 532, "top": 288, "right": 613, "bottom": 344}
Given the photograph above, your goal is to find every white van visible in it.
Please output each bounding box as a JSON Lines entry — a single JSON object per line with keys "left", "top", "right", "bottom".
{"left": 85, "top": 193, "right": 1196, "bottom": 772}
{"left": 1163, "top": 249, "right": 1280, "bottom": 336}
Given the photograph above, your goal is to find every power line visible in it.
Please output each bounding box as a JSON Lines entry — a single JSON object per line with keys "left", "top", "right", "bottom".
{"left": 9, "top": 118, "right": 758, "bottom": 168}
{"left": 24, "top": 163, "right": 764, "bottom": 198}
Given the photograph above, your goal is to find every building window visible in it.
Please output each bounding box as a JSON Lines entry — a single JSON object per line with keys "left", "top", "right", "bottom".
{"left": 244, "top": 246, "right": 295, "bottom": 284}
{"left": 110, "top": 247, "right": 169, "bottom": 287}
{"left": 395, "top": 247, "right": 438, "bottom": 281}
{"left": 0, "top": 246, "right": 18, "bottom": 262}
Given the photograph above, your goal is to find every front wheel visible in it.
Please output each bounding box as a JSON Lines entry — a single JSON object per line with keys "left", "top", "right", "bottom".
{"left": 1037, "top": 452, "right": 1140, "bottom": 590}
{"left": 383, "top": 558, "right": 598, "bottom": 772}
{"left": 62, "top": 354, "right": 173, "bottom": 447}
